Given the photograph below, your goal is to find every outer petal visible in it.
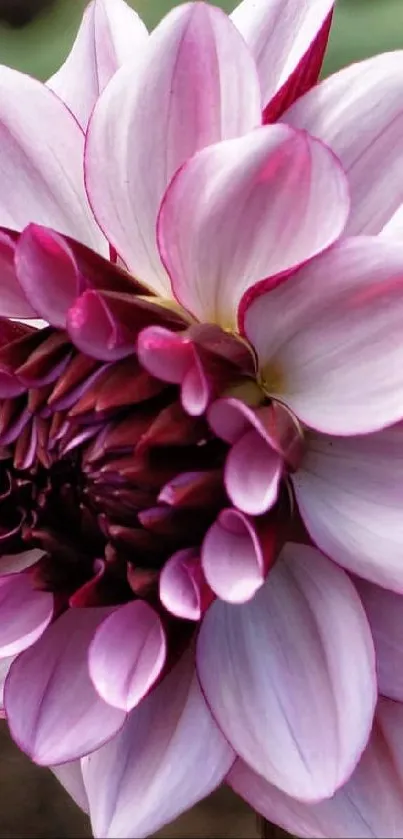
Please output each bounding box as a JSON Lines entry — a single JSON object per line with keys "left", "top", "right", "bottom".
{"left": 5, "top": 608, "right": 126, "bottom": 765}
{"left": 48, "top": 0, "right": 148, "bottom": 130}
{"left": 293, "top": 424, "right": 403, "bottom": 593}
{"left": 352, "top": 579, "right": 403, "bottom": 702}
{"left": 231, "top": 0, "right": 334, "bottom": 113}
{"left": 243, "top": 237, "right": 403, "bottom": 434}
{"left": 0, "top": 573, "right": 53, "bottom": 657}
{"left": 88, "top": 601, "right": 166, "bottom": 711}
{"left": 0, "top": 68, "right": 104, "bottom": 251}
{"left": 229, "top": 698, "right": 403, "bottom": 839}
{"left": 284, "top": 52, "right": 403, "bottom": 235}
{"left": 82, "top": 650, "right": 235, "bottom": 838}
{"left": 52, "top": 761, "right": 89, "bottom": 814}
{"left": 85, "top": 1, "right": 262, "bottom": 295}
{"left": 197, "top": 543, "right": 376, "bottom": 802}
{"left": 158, "top": 125, "right": 348, "bottom": 326}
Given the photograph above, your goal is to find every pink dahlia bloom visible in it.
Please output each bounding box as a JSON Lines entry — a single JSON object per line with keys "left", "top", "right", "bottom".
{"left": 0, "top": 1, "right": 403, "bottom": 838}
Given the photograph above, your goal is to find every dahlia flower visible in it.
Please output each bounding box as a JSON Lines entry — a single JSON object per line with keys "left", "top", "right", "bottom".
{"left": 0, "top": 1, "right": 403, "bottom": 837}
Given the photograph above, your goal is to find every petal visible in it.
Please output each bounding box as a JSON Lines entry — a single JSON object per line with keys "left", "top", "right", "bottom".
{"left": 352, "top": 579, "right": 403, "bottom": 703}
{"left": 284, "top": 51, "right": 403, "bottom": 235}
{"left": 229, "top": 698, "right": 403, "bottom": 839}
{"left": 5, "top": 607, "right": 126, "bottom": 765}
{"left": 88, "top": 601, "right": 166, "bottom": 712}
{"left": 224, "top": 430, "right": 282, "bottom": 516}
{"left": 0, "top": 549, "right": 44, "bottom": 576}
{"left": 48, "top": 0, "right": 148, "bottom": 130}
{"left": 82, "top": 650, "right": 234, "bottom": 838}
{"left": 85, "top": 1, "right": 261, "bottom": 295}
{"left": 243, "top": 236, "right": 403, "bottom": 434}
{"left": 0, "top": 67, "right": 104, "bottom": 251}
{"left": 52, "top": 761, "right": 89, "bottom": 814}
{"left": 197, "top": 542, "right": 376, "bottom": 801}
{"left": 0, "top": 654, "right": 16, "bottom": 716}
{"left": 158, "top": 125, "right": 349, "bottom": 326}
{"left": 381, "top": 204, "right": 403, "bottom": 240}
{"left": 159, "top": 548, "right": 212, "bottom": 621}
{"left": 0, "top": 230, "right": 35, "bottom": 319}
{"left": 231, "top": 0, "right": 334, "bottom": 113}
{"left": 67, "top": 290, "right": 135, "bottom": 361}
{"left": 0, "top": 573, "right": 53, "bottom": 657}
{"left": 293, "top": 424, "right": 403, "bottom": 593}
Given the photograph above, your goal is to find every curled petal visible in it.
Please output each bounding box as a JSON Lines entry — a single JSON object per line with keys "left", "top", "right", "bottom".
{"left": 159, "top": 548, "right": 212, "bottom": 621}
{"left": 0, "top": 573, "right": 53, "bottom": 657}
{"left": 0, "top": 230, "right": 35, "bottom": 319}
{"left": 52, "top": 761, "right": 89, "bottom": 814}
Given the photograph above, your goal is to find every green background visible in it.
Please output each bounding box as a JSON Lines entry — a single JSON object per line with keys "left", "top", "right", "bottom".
{"left": 0, "top": 0, "right": 402, "bottom": 81}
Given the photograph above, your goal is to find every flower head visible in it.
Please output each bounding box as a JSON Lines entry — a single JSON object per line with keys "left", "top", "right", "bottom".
{"left": 1, "top": 1, "right": 403, "bottom": 838}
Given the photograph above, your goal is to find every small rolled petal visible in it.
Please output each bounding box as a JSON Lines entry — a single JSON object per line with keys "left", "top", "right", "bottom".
{"left": 159, "top": 549, "right": 212, "bottom": 621}
{"left": 231, "top": 0, "right": 334, "bottom": 113}
{"left": 158, "top": 125, "right": 349, "bottom": 326}
{"left": 197, "top": 543, "right": 376, "bottom": 801}
{"left": 5, "top": 608, "right": 126, "bottom": 765}
{"left": 0, "top": 230, "right": 35, "bottom": 319}
{"left": 89, "top": 601, "right": 166, "bottom": 711}
{"left": 0, "top": 67, "right": 104, "bottom": 251}
{"left": 202, "top": 509, "right": 276, "bottom": 603}
{"left": 243, "top": 237, "right": 403, "bottom": 434}
{"left": 85, "top": 1, "right": 261, "bottom": 295}
{"left": 293, "top": 424, "right": 403, "bottom": 593}
{"left": 229, "top": 698, "right": 403, "bottom": 839}
{"left": 224, "top": 429, "right": 282, "bottom": 516}
{"left": 82, "top": 650, "right": 234, "bottom": 838}
{"left": 48, "top": 0, "right": 148, "bottom": 129}
{"left": 284, "top": 51, "right": 403, "bottom": 235}
{"left": 67, "top": 290, "right": 135, "bottom": 361}
{"left": 354, "top": 579, "right": 403, "bottom": 702}
{"left": 0, "top": 573, "right": 53, "bottom": 657}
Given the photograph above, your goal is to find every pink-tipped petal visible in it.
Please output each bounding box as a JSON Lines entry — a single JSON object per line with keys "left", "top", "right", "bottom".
{"left": 48, "top": 0, "right": 148, "bottom": 130}
{"left": 159, "top": 549, "right": 210, "bottom": 621}
{"left": 229, "top": 698, "right": 403, "bottom": 839}
{"left": 82, "top": 650, "right": 234, "bottom": 838}
{"left": 67, "top": 290, "right": 134, "bottom": 361}
{"left": 0, "top": 230, "right": 35, "bottom": 319}
{"left": 137, "top": 326, "right": 192, "bottom": 384}
{"left": 158, "top": 125, "right": 349, "bottom": 326}
{"left": 284, "top": 51, "right": 403, "bottom": 235}
{"left": 231, "top": 0, "right": 334, "bottom": 112}
{"left": 0, "top": 67, "right": 104, "bottom": 251}
{"left": 0, "top": 573, "right": 53, "bottom": 657}
{"left": 85, "top": 2, "right": 261, "bottom": 295}
{"left": 293, "top": 424, "right": 403, "bottom": 593}
{"left": 5, "top": 608, "right": 126, "bottom": 765}
{"left": 202, "top": 509, "right": 275, "bottom": 604}
{"left": 225, "top": 430, "right": 282, "bottom": 516}
{"left": 89, "top": 601, "right": 166, "bottom": 712}
{"left": 198, "top": 543, "right": 376, "bottom": 801}
{"left": 52, "top": 761, "right": 89, "bottom": 814}
{"left": 354, "top": 579, "right": 403, "bottom": 702}
{"left": 244, "top": 237, "right": 403, "bottom": 434}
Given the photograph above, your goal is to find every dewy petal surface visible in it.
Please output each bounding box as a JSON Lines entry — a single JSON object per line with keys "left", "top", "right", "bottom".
{"left": 243, "top": 237, "right": 403, "bottom": 434}
{"left": 293, "top": 424, "right": 403, "bottom": 593}
{"left": 85, "top": 1, "right": 261, "bottom": 295}
{"left": 0, "top": 68, "right": 104, "bottom": 251}
{"left": 197, "top": 543, "right": 376, "bottom": 802}
{"left": 229, "top": 698, "right": 403, "bottom": 839}
{"left": 158, "top": 125, "right": 348, "bottom": 326}
{"left": 354, "top": 579, "right": 403, "bottom": 702}
{"left": 82, "top": 650, "right": 234, "bottom": 838}
{"left": 231, "top": 0, "right": 334, "bottom": 112}
{"left": 284, "top": 51, "right": 403, "bottom": 235}
{"left": 48, "top": 0, "right": 148, "bottom": 130}
{"left": 5, "top": 608, "right": 126, "bottom": 765}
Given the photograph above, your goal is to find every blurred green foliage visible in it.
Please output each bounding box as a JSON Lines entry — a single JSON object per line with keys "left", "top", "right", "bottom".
{"left": 0, "top": 0, "right": 402, "bottom": 81}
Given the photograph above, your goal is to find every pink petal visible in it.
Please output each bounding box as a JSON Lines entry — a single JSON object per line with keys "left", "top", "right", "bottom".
{"left": 0, "top": 549, "right": 44, "bottom": 575}
{"left": 231, "top": 0, "right": 334, "bottom": 112}
{"left": 229, "top": 697, "right": 403, "bottom": 838}
{"left": 352, "top": 579, "right": 403, "bottom": 703}
{"left": 159, "top": 548, "right": 211, "bottom": 621}
{"left": 0, "top": 654, "right": 16, "bottom": 716}
{"left": 88, "top": 601, "right": 166, "bottom": 712}
{"left": 202, "top": 509, "right": 276, "bottom": 604}
{"left": 293, "top": 424, "right": 403, "bottom": 593}
{"left": 197, "top": 542, "right": 376, "bottom": 802}
{"left": 85, "top": 2, "right": 261, "bottom": 295}
{"left": 52, "top": 761, "right": 89, "bottom": 814}
{"left": 284, "top": 51, "right": 403, "bottom": 235}
{"left": 82, "top": 650, "right": 234, "bottom": 838}
{"left": 158, "top": 125, "right": 349, "bottom": 326}
{"left": 224, "top": 430, "right": 282, "bottom": 516}
{"left": 0, "top": 230, "right": 35, "bottom": 319}
{"left": 243, "top": 237, "right": 403, "bottom": 434}
{"left": 67, "top": 290, "right": 135, "bottom": 361}
{"left": 5, "top": 607, "right": 126, "bottom": 765}
{"left": 48, "top": 0, "right": 148, "bottom": 130}
{"left": 381, "top": 205, "right": 403, "bottom": 239}
{"left": 0, "top": 67, "right": 104, "bottom": 251}
{"left": 0, "top": 573, "right": 53, "bottom": 657}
